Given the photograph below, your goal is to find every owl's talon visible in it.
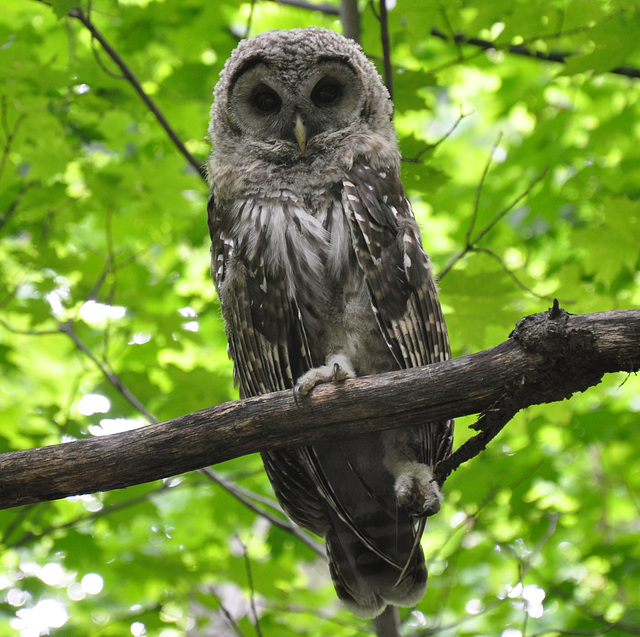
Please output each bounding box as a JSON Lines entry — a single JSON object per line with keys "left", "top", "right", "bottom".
{"left": 294, "top": 354, "right": 355, "bottom": 400}
{"left": 293, "top": 384, "right": 301, "bottom": 406}
{"left": 394, "top": 463, "right": 444, "bottom": 518}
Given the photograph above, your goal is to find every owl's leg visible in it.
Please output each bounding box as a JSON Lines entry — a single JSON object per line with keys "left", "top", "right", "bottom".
{"left": 382, "top": 431, "right": 443, "bottom": 517}
{"left": 392, "top": 462, "right": 443, "bottom": 517}
{"left": 294, "top": 352, "right": 355, "bottom": 403}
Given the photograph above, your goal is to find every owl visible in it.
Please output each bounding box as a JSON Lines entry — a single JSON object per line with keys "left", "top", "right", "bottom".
{"left": 207, "top": 27, "right": 453, "bottom": 619}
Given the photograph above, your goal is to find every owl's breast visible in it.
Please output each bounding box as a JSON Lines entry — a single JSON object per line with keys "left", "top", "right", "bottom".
{"left": 221, "top": 189, "right": 390, "bottom": 369}
{"left": 226, "top": 189, "right": 350, "bottom": 289}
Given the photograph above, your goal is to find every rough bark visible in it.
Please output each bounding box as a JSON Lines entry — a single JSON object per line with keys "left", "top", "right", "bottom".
{"left": 0, "top": 307, "right": 638, "bottom": 510}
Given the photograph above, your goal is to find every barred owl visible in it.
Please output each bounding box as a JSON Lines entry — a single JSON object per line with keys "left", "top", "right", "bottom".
{"left": 207, "top": 27, "right": 453, "bottom": 619}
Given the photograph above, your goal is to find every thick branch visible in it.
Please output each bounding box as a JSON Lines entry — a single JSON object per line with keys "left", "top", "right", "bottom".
{"left": 0, "top": 308, "right": 638, "bottom": 510}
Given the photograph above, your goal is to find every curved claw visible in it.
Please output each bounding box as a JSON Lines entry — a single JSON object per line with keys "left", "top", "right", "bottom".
{"left": 332, "top": 362, "right": 340, "bottom": 381}
{"left": 293, "top": 384, "right": 301, "bottom": 407}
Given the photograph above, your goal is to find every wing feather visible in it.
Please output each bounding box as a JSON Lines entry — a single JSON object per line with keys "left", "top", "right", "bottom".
{"left": 343, "top": 162, "right": 454, "bottom": 467}
{"left": 208, "top": 194, "right": 329, "bottom": 532}
{"left": 209, "top": 166, "right": 453, "bottom": 614}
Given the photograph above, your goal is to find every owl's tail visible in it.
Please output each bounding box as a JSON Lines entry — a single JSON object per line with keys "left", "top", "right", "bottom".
{"left": 325, "top": 515, "right": 428, "bottom": 619}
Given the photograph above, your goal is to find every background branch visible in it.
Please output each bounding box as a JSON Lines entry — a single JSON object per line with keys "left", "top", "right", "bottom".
{"left": 67, "top": 7, "right": 206, "bottom": 179}
{"left": 340, "top": 0, "right": 360, "bottom": 43}
{"left": 267, "top": 0, "right": 340, "bottom": 15}
{"left": 1, "top": 308, "right": 637, "bottom": 510}
{"left": 377, "top": 0, "right": 394, "bottom": 102}
{"left": 430, "top": 27, "right": 640, "bottom": 80}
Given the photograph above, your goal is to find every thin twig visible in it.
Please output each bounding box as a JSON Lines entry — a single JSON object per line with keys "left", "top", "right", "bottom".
{"left": 402, "top": 110, "right": 468, "bottom": 163}
{"left": 529, "top": 512, "right": 558, "bottom": 566}
{"left": 529, "top": 625, "right": 617, "bottom": 636}
{"left": 238, "top": 539, "right": 264, "bottom": 637}
{"left": 473, "top": 167, "right": 548, "bottom": 247}
{"left": 67, "top": 7, "right": 206, "bottom": 179}
{"left": 430, "top": 27, "right": 640, "bottom": 80}
{"left": 439, "top": 163, "right": 548, "bottom": 280}
{"left": 425, "top": 46, "right": 487, "bottom": 77}
{"left": 10, "top": 485, "right": 171, "bottom": 549}
{"left": 266, "top": 0, "right": 340, "bottom": 15}
{"left": 0, "top": 97, "right": 27, "bottom": 190}
{"left": 468, "top": 133, "right": 503, "bottom": 246}
{"left": 0, "top": 182, "right": 35, "bottom": 233}
{"left": 0, "top": 317, "right": 60, "bottom": 336}
{"left": 413, "top": 599, "right": 506, "bottom": 636}
{"left": 199, "top": 467, "right": 325, "bottom": 557}
{"left": 90, "top": 38, "right": 125, "bottom": 80}
{"left": 472, "top": 246, "right": 559, "bottom": 302}
{"left": 58, "top": 320, "right": 157, "bottom": 422}
{"left": 269, "top": 603, "right": 375, "bottom": 633}
{"left": 438, "top": 135, "right": 502, "bottom": 280}
{"left": 245, "top": 0, "right": 257, "bottom": 38}
{"left": 211, "top": 591, "right": 245, "bottom": 637}
{"left": 438, "top": 4, "right": 463, "bottom": 60}
{"left": 368, "top": 0, "right": 380, "bottom": 21}
{"left": 1, "top": 505, "right": 37, "bottom": 546}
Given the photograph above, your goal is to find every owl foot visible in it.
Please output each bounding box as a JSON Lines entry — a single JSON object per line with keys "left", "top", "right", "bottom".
{"left": 294, "top": 353, "right": 355, "bottom": 405}
{"left": 394, "top": 462, "right": 443, "bottom": 517}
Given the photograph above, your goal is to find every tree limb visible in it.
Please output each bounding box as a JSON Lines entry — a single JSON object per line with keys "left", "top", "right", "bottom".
{"left": 267, "top": 0, "right": 340, "bottom": 15}
{"left": 377, "top": 0, "right": 394, "bottom": 102}
{"left": 67, "top": 7, "right": 206, "bottom": 180}
{"left": 340, "top": 0, "right": 360, "bottom": 43}
{"left": 430, "top": 27, "right": 640, "bottom": 80}
{"left": 374, "top": 606, "right": 400, "bottom": 637}
{"left": 0, "top": 307, "right": 638, "bottom": 510}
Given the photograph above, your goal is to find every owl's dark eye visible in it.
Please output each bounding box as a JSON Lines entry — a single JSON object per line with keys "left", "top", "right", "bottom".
{"left": 253, "top": 88, "right": 281, "bottom": 114}
{"left": 311, "top": 78, "right": 342, "bottom": 106}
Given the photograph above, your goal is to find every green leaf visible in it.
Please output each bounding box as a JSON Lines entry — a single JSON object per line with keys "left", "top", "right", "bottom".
{"left": 1, "top": 0, "right": 640, "bottom": 634}
{"left": 49, "top": 0, "right": 77, "bottom": 19}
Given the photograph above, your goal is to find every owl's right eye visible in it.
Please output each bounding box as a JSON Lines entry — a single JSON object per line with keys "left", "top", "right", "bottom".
{"left": 252, "top": 88, "right": 281, "bottom": 114}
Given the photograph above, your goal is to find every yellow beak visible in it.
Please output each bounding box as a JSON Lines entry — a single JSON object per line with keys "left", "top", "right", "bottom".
{"left": 294, "top": 115, "right": 307, "bottom": 154}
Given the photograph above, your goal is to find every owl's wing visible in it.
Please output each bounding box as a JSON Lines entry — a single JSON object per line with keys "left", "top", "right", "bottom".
{"left": 343, "top": 162, "right": 454, "bottom": 465}
{"left": 208, "top": 194, "right": 311, "bottom": 395}
{"left": 208, "top": 195, "right": 328, "bottom": 535}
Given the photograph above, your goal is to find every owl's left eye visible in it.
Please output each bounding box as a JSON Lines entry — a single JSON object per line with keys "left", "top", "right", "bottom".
{"left": 311, "top": 78, "right": 342, "bottom": 106}
{"left": 252, "top": 87, "right": 281, "bottom": 114}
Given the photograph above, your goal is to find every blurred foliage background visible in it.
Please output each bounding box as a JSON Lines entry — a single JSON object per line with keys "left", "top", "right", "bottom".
{"left": 1, "top": 0, "right": 640, "bottom": 635}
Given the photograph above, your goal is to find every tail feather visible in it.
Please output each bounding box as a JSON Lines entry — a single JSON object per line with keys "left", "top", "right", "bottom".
{"left": 301, "top": 433, "right": 432, "bottom": 618}
{"left": 326, "top": 518, "right": 427, "bottom": 619}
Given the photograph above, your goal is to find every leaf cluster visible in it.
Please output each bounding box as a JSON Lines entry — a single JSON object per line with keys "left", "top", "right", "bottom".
{"left": 1, "top": 0, "right": 639, "bottom": 635}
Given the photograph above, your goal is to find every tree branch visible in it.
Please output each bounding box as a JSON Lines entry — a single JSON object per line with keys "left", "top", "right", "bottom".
{"left": 377, "top": 0, "right": 394, "bottom": 102}
{"left": 430, "top": 27, "right": 640, "bottom": 80}
{"left": 0, "top": 97, "right": 26, "bottom": 192}
{"left": 66, "top": 7, "right": 206, "bottom": 180}
{"left": 374, "top": 606, "right": 400, "bottom": 637}
{"left": 267, "top": 0, "right": 340, "bottom": 15}
{"left": 340, "top": 0, "right": 360, "bottom": 43}
{"left": 0, "top": 307, "right": 638, "bottom": 510}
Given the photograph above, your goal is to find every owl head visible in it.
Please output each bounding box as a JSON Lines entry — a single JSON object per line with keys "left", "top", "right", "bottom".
{"left": 208, "top": 28, "right": 399, "bottom": 191}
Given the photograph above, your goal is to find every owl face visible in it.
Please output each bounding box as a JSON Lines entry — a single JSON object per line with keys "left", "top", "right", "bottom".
{"left": 227, "top": 57, "right": 366, "bottom": 153}
{"left": 209, "top": 28, "right": 399, "bottom": 191}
